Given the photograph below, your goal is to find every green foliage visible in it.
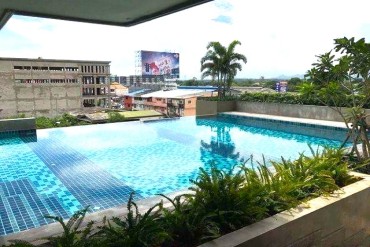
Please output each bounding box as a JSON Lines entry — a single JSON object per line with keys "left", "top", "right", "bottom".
{"left": 45, "top": 207, "right": 95, "bottom": 247}
{"left": 238, "top": 92, "right": 370, "bottom": 108}
{"left": 57, "top": 113, "right": 81, "bottom": 127}
{"left": 94, "top": 193, "right": 169, "bottom": 247}
{"left": 35, "top": 116, "right": 56, "bottom": 129}
{"left": 200, "top": 40, "right": 247, "bottom": 98}
{"left": 36, "top": 114, "right": 88, "bottom": 129}
{"left": 108, "top": 112, "right": 126, "bottom": 123}
{"left": 189, "top": 166, "right": 250, "bottom": 233}
{"left": 160, "top": 194, "right": 220, "bottom": 246}
{"left": 305, "top": 37, "right": 370, "bottom": 160}
{"left": 198, "top": 95, "right": 238, "bottom": 101}
{"left": 7, "top": 207, "right": 95, "bottom": 247}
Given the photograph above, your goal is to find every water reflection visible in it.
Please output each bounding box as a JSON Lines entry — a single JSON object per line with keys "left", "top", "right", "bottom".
{"left": 197, "top": 117, "right": 246, "bottom": 170}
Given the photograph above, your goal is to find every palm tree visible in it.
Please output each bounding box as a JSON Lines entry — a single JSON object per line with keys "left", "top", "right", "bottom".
{"left": 201, "top": 40, "right": 247, "bottom": 98}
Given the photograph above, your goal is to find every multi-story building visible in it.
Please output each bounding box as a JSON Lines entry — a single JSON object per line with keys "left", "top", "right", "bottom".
{"left": 123, "top": 89, "right": 153, "bottom": 110}
{"left": 0, "top": 57, "right": 110, "bottom": 118}
{"left": 138, "top": 89, "right": 216, "bottom": 116}
{"left": 110, "top": 82, "right": 128, "bottom": 109}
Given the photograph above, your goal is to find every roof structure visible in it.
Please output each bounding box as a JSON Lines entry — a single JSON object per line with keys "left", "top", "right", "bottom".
{"left": 141, "top": 89, "right": 215, "bottom": 99}
{"left": 0, "top": 0, "right": 212, "bottom": 30}
{"left": 0, "top": 57, "right": 110, "bottom": 64}
{"left": 125, "top": 89, "right": 153, "bottom": 97}
{"left": 110, "top": 82, "right": 128, "bottom": 90}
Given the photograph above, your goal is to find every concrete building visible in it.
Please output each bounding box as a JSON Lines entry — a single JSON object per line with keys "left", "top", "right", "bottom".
{"left": 110, "top": 82, "right": 128, "bottom": 97}
{"left": 110, "top": 82, "right": 128, "bottom": 109}
{"left": 139, "top": 89, "right": 216, "bottom": 116}
{"left": 123, "top": 89, "right": 153, "bottom": 111}
{"left": 0, "top": 57, "right": 110, "bottom": 118}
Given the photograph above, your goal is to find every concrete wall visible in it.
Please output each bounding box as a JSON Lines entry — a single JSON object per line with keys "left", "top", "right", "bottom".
{"left": 201, "top": 172, "right": 370, "bottom": 247}
{"left": 196, "top": 100, "right": 236, "bottom": 116}
{"left": 183, "top": 97, "right": 197, "bottom": 116}
{"left": 197, "top": 100, "right": 370, "bottom": 123}
{"left": 0, "top": 83, "right": 82, "bottom": 118}
{"left": 236, "top": 101, "right": 370, "bottom": 122}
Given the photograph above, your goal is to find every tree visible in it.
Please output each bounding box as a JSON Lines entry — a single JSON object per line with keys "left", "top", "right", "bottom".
{"left": 304, "top": 37, "right": 370, "bottom": 160}
{"left": 200, "top": 40, "right": 247, "bottom": 98}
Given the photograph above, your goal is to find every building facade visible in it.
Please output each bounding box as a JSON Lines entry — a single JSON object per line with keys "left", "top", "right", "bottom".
{"left": 137, "top": 89, "right": 215, "bottom": 117}
{"left": 110, "top": 82, "right": 128, "bottom": 109}
{"left": 0, "top": 57, "right": 110, "bottom": 118}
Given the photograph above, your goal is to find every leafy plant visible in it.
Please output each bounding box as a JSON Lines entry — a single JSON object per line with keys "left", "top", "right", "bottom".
{"left": 35, "top": 116, "right": 55, "bottom": 129}
{"left": 36, "top": 114, "right": 89, "bottom": 129}
{"left": 189, "top": 166, "right": 256, "bottom": 234}
{"left": 45, "top": 207, "right": 95, "bottom": 247}
{"left": 305, "top": 36, "right": 370, "bottom": 160}
{"left": 94, "top": 193, "right": 169, "bottom": 247}
{"left": 201, "top": 40, "right": 247, "bottom": 98}
{"left": 7, "top": 207, "right": 94, "bottom": 247}
{"left": 160, "top": 194, "right": 220, "bottom": 246}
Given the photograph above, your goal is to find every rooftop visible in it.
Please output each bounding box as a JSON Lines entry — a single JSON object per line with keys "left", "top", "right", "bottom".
{"left": 0, "top": 57, "right": 111, "bottom": 64}
{"left": 141, "top": 89, "right": 214, "bottom": 99}
{"left": 0, "top": 0, "right": 212, "bottom": 30}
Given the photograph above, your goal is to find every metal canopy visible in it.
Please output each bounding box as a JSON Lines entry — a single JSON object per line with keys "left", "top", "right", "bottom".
{"left": 0, "top": 0, "right": 212, "bottom": 30}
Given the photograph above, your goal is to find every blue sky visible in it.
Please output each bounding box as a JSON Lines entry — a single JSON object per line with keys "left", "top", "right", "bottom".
{"left": 0, "top": 0, "right": 370, "bottom": 79}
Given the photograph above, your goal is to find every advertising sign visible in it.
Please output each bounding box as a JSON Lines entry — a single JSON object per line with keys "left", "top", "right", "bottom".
{"left": 141, "top": 51, "right": 180, "bottom": 78}
{"left": 276, "top": 81, "right": 288, "bottom": 93}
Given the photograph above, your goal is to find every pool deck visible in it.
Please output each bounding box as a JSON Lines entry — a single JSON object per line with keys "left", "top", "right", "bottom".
{"left": 222, "top": 112, "right": 348, "bottom": 129}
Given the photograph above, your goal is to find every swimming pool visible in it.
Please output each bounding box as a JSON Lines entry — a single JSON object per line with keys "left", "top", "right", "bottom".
{"left": 0, "top": 114, "right": 348, "bottom": 235}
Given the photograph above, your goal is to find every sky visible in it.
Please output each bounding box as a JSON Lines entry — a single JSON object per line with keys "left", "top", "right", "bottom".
{"left": 0, "top": 0, "right": 370, "bottom": 80}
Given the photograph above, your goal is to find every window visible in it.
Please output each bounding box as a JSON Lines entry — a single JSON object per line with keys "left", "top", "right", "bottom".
{"left": 49, "top": 67, "right": 63, "bottom": 71}
{"left": 188, "top": 100, "right": 191, "bottom": 104}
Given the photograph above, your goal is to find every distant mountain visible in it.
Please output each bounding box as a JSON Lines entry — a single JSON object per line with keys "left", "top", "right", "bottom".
{"left": 273, "top": 74, "right": 305, "bottom": 80}
{"left": 234, "top": 74, "right": 305, "bottom": 80}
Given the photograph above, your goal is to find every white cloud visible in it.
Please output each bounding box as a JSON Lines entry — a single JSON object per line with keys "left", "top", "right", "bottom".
{"left": 0, "top": 0, "right": 369, "bottom": 79}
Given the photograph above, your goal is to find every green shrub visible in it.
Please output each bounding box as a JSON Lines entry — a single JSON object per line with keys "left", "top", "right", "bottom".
{"left": 36, "top": 114, "right": 88, "bottom": 129}
{"left": 237, "top": 92, "right": 370, "bottom": 108}
{"left": 198, "top": 95, "right": 238, "bottom": 101}
{"left": 8, "top": 207, "right": 96, "bottom": 247}
{"left": 160, "top": 194, "right": 220, "bottom": 246}
{"left": 35, "top": 116, "right": 55, "bottom": 129}
{"left": 94, "top": 193, "right": 169, "bottom": 247}
{"left": 108, "top": 112, "right": 126, "bottom": 123}
{"left": 57, "top": 113, "right": 80, "bottom": 127}
{"left": 188, "top": 166, "right": 254, "bottom": 234}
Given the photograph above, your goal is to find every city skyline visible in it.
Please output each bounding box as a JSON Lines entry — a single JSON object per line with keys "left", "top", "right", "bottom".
{"left": 0, "top": 0, "right": 369, "bottom": 79}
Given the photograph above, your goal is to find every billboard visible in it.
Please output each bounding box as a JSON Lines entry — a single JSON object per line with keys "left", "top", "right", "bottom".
{"left": 141, "top": 50, "right": 180, "bottom": 78}
{"left": 275, "top": 81, "right": 288, "bottom": 93}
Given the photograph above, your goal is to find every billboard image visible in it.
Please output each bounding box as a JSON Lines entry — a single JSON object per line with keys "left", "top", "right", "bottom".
{"left": 141, "top": 50, "right": 180, "bottom": 78}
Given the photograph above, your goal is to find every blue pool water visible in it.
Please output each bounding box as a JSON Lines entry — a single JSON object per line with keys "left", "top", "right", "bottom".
{"left": 0, "top": 114, "right": 348, "bottom": 235}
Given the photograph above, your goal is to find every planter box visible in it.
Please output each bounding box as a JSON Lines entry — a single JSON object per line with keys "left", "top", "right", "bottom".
{"left": 200, "top": 172, "right": 370, "bottom": 247}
